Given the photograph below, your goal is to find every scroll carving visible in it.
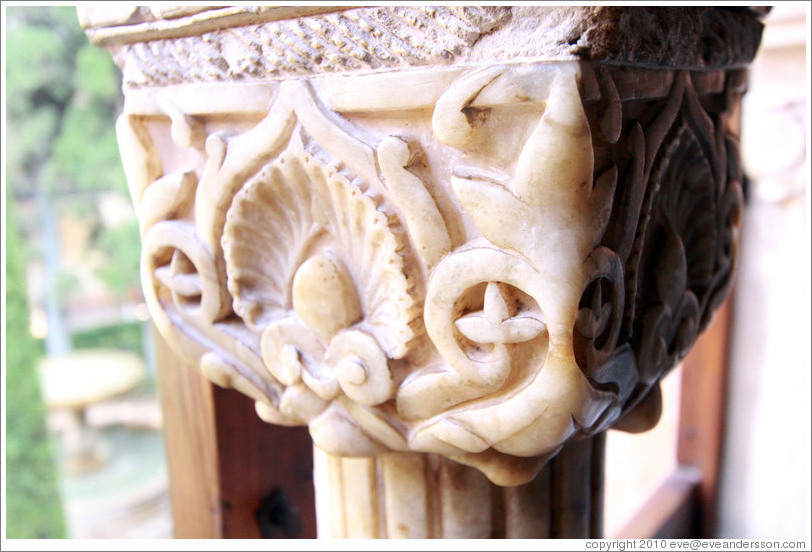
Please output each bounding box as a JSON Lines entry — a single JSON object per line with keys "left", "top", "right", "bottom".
{"left": 574, "top": 66, "right": 745, "bottom": 427}
{"left": 116, "top": 55, "right": 746, "bottom": 484}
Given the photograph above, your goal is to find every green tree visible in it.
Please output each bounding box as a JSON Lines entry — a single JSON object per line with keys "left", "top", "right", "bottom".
{"left": 6, "top": 6, "right": 140, "bottom": 315}
{"left": 5, "top": 6, "right": 143, "bottom": 538}
{"left": 5, "top": 195, "right": 67, "bottom": 539}
{"left": 6, "top": 6, "right": 123, "bottom": 195}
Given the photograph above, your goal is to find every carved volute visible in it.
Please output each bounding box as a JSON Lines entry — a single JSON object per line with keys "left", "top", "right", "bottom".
{"left": 81, "top": 6, "right": 766, "bottom": 538}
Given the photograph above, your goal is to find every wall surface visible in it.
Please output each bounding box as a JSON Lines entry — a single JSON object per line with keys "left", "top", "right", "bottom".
{"left": 717, "top": 4, "right": 811, "bottom": 540}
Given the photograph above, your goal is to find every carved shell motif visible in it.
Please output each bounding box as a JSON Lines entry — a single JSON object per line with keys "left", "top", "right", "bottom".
{"left": 221, "top": 139, "right": 417, "bottom": 407}
{"left": 124, "top": 57, "right": 747, "bottom": 486}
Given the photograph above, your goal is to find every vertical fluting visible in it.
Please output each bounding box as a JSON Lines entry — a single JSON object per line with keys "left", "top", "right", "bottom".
{"left": 504, "top": 462, "right": 552, "bottom": 538}
{"left": 315, "top": 434, "right": 605, "bottom": 539}
{"left": 589, "top": 432, "right": 606, "bottom": 538}
{"left": 438, "top": 456, "right": 493, "bottom": 538}
{"left": 380, "top": 453, "right": 430, "bottom": 538}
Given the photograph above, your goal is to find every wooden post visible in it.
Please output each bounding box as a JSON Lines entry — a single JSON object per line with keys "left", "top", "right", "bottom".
{"left": 617, "top": 298, "right": 734, "bottom": 539}
{"left": 156, "top": 331, "right": 317, "bottom": 538}
{"left": 678, "top": 298, "right": 734, "bottom": 537}
{"left": 154, "top": 330, "right": 221, "bottom": 538}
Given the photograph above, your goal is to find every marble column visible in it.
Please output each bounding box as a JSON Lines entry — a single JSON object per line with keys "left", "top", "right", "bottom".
{"left": 81, "top": 6, "right": 766, "bottom": 538}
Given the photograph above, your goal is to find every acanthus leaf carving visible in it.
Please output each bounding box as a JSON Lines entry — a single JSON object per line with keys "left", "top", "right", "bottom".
{"left": 129, "top": 77, "right": 463, "bottom": 460}
{"left": 121, "top": 56, "right": 746, "bottom": 485}
{"left": 574, "top": 67, "right": 745, "bottom": 429}
{"left": 399, "top": 65, "right": 618, "bottom": 464}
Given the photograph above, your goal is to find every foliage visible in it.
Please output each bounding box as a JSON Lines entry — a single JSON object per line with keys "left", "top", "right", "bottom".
{"left": 52, "top": 42, "right": 124, "bottom": 194}
{"left": 6, "top": 6, "right": 124, "bottom": 188}
{"left": 72, "top": 320, "right": 145, "bottom": 355}
{"left": 6, "top": 6, "right": 141, "bottom": 307}
{"left": 5, "top": 7, "right": 144, "bottom": 538}
{"left": 5, "top": 197, "right": 68, "bottom": 539}
{"left": 5, "top": 6, "right": 88, "bottom": 188}
{"left": 97, "top": 220, "right": 143, "bottom": 296}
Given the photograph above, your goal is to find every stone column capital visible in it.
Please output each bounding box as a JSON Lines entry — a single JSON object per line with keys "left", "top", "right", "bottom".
{"left": 84, "top": 6, "right": 765, "bottom": 537}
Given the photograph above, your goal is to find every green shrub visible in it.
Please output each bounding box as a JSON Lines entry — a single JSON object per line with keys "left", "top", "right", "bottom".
{"left": 72, "top": 321, "right": 144, "bottom": 355}
{"left": 5, "top": 197, "right": 67, "bottom": 539}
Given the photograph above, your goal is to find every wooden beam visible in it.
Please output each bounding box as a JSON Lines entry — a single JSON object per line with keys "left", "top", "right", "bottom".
{"left": 155, "top": 329, "right": 317, "bottom": 538}
{"left": 616, "top": 467, "right": 702, "bottom": 539}
{"left": 154, "top": 329, "right": 222, "bottom": 538}
{"left": 677, "top": 297, "right": 734, "bottom": 537}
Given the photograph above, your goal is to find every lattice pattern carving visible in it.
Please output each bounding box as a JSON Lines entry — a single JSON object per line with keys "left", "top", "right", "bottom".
{"left": 108, "top": 7, "right": 511, "bottom": 88}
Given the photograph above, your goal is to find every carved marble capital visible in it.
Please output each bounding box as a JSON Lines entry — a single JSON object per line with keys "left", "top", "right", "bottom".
{"left": 84, "top": 6, "right": 763, "bottom": 487}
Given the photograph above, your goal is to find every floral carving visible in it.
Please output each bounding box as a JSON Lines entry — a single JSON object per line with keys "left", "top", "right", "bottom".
{"left": 118, "top": 57, "right": 746, "bottom": 485}
{"left": 574, "top": 67, "right": 746, "bottom": 424}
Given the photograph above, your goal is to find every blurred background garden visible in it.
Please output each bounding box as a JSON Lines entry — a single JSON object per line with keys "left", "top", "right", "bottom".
{"left": 4, "top": 6, "right": 171, "bottom": 539}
